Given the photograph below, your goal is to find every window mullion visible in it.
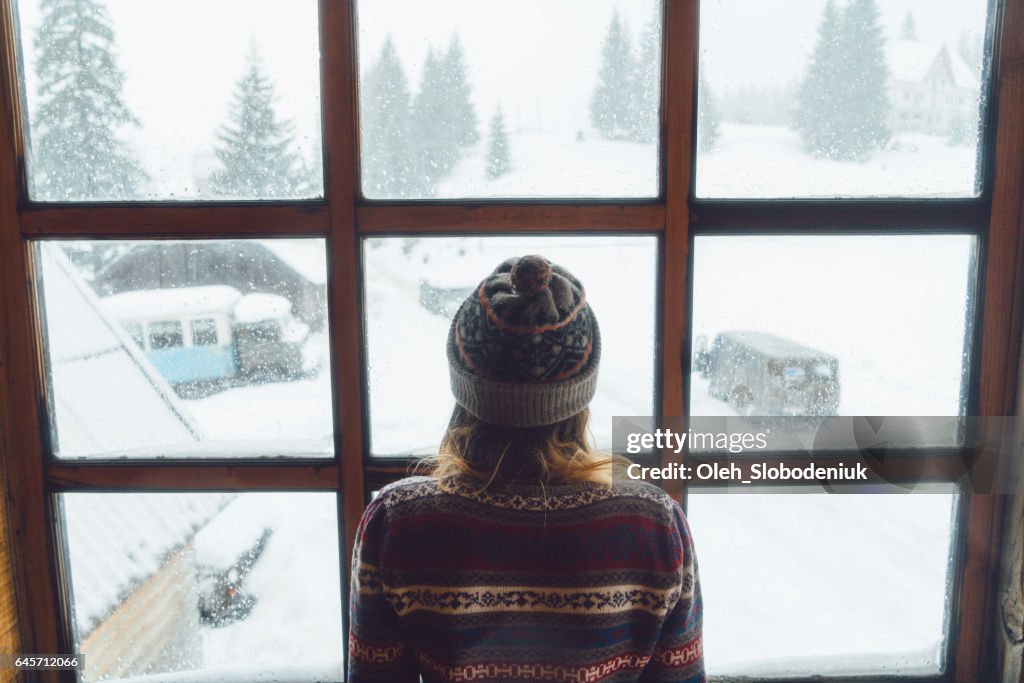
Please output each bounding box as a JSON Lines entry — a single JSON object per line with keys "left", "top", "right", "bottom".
{"left": 320, "top": 0, "right": 365, "bottom": 565}
{"left": 661, "top": 0, "right": 697, "bottom": 495}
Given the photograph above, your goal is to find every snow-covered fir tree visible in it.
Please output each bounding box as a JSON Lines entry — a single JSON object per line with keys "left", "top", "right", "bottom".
{"left": 486, "top": 105, "right": 511, "bottom": 180}
{"left": 407, "top": 34, "right": 478, "bottom": 196}
{"left": 410, "top": 47, "right": 451, "bottom": 195}
{"left": 631, "top": 5, "right": 662, "bottom": 144}
{"left": 442, "top": 36, "right": 479, "bottom": 149}
{"left": 591, "top": 9, "right": 634, "bottom": 140}
{"left": 835, "top": 0, "right": 889, "bottom": 160}
{"left": 697, "top": 70, "right": 720, "bottom": 153}
{"left": 794, "top": 0, "right": 845, "bottom": 158}
{"left": 207, "top": 45, "right": 305, "bottom": 198}
{"left": 31, "top": 0, "right": 146, "bottom": 200}
{"left": 361, "top": 36, "right": 418, "bottom": 198}
{"left": 901, "top": 11, "right": 917, "bottom": 40}
{"left": 795, "top": 0, "right": 889, "bottom": 160}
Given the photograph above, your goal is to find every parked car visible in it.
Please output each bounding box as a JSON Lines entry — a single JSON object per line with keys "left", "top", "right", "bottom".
{"left": 197, "top": 528, "right": 272, "bottom": 627}
{"left": 694, "top": 331, "right": 840, "bottom": 417}
{"left": 419, "top": 280, "right": 474, "bottom": 318}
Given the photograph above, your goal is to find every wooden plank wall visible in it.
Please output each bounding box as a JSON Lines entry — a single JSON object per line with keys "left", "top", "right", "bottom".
{"left": 0, "top": 451, "right": 20, "bottom": 683}
{"left": 997, "top": 199, "right": 1024, "bottom": 683}
{"left": 80, "top": 546, "right": 200, "bottom": 682}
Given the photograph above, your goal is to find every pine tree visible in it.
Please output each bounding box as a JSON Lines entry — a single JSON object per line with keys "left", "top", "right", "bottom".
{"left": 485, "top": 105, "right": 511, "bottom": 180}
{"left": 31, "top": 0, "right": 146, "bottom": 200}
{"left": 408, "top": 34, "right": 478, "bottom": 196}
{"left": 442, "top": 36, "right": 479, "bottom": 149}
{"left": 697, "top": 70, "right": 720, "bottom": 153}
{"left": 834, "top": 0, "right": 890, "bottom": 160}
{"left": 631, "top": 5, "right": 662, "bottom": 143}
{"left": 207, "top": 45, "right": 304, "bottom": 198}
{"left": 361, "top": 36, "right": 418, "bottom": 198}
{"left": 591, "top": 9, "right": 634, "bottom": 140}
{"left": 901, "top": 11, "right": 917, "bottom": 40}
{"left": 410, "top": 48, "right": 446, "bottom": 195}
{"left": 794, "top": 0, "right": 845, "bottom": 158}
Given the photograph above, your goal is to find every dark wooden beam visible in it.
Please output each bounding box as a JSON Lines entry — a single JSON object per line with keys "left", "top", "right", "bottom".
{"left": 356, "top": 202, "right": 665, "bottom": 234}
{"left": 0, "top": 0, "right": 65, "bottom": 673}
{"left": 21, "top": 203, "right": 329, "bottom": 238}
{"left": 46, "top": 462, "right": 339, "bottom": 491}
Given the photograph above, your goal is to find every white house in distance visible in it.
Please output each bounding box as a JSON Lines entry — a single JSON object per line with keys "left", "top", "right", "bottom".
{"left": 886, "top": 37, "right": 981, "bottom": 137}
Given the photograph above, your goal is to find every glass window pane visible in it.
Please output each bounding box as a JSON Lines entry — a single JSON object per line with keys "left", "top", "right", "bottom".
{"left": 149, "top": 321, "right": 184, "bottom": 350}
{"left": 36, "top": 239, "right": 332, "bottom": 459}
{"left": 191, "top": 319, "right": 219, "bottom": 347}
{"left": 696, "top": 0, "right": 990, "bottom": 198}
{"left": 690, "top": 235, "right": 975, "bottom": 436}
{"left": 356, "top": 0, "right": 661, "bottom": 199}
{"left": 16, "top": 0, "right": 323, "bottom": 201}
{"left": 364, "top": 236, "right": 657, "bottom": 455}
{"left": 688, "top": 490, "right": 956, "bottom": 677}
{"left": 61, "top": 492, "right": 343, "bottom": 682}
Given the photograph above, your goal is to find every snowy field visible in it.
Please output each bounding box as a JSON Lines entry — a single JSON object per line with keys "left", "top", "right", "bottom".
{"left": 417, "top": 123, "right": 978, "bottom": 199}
{"left": 14, "top": 0, "right": 987, "bottom": 201}
{"left": 691, "top": 490, "right": 956, "bottom": 675}
{"left": 696, "top": 124, "right": 978, "bottom": 198}
{"left": 690, "top": 234, "right": 974, "bottom": 420}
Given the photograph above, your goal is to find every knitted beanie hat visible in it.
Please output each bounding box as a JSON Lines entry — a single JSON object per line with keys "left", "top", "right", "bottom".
{"left": 447, "top": 254, "right": 601, "bottom": 428}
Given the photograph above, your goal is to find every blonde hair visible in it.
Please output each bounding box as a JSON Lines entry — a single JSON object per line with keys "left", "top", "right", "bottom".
{"left": 418, "top": 405, "right": 627, "bottom": 490}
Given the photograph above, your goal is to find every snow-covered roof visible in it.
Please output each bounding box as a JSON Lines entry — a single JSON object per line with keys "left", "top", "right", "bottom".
{"left": 717, "top": 331, "right": 836, "bottom": 362}
{"left": 63, "top": 493, "right": 232, "bottom": 637}
{"left": 947, "top": 51, "right": 981, "bottom": 90}
{"left": 100, "top": 285, "right": 243, "bottom": 321}
{"left": 38, "top": 245, "right": 229, "bottom": 636}
{"left": 886, "top": 39, "right": 979, "bottom": 90}
{"left": 40, "top": 244, "right": 202, "bottom": 457}
{"left": 97, "top": 239, "right": 327, "bottom": 289}
{"left": 234, "top": 292, "right": 293, "bottom": 324}
{"left": 255, "top": 239, "right": 328, "bottom": 286}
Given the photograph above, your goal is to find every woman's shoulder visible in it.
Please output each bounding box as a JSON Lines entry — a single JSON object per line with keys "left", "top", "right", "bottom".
{"left": 373, "top": 475, "right": 442, "bottom": 507}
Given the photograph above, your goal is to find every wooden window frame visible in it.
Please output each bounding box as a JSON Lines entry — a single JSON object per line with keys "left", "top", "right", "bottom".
{"left": 0, "top": 1, "right": 1021, "bottom": 682}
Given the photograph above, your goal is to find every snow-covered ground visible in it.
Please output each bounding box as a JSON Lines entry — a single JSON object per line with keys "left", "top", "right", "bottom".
{"left": 187, "top": 332, "right": 333, "bottom": 451}
{"left": 690, "top": 491, "right": 956, "bottom": 675}
{"left": 696, "top": 123, "right": 978, "bottom": 198}
{"left": 422, "top": 123, "right": 978, "bottom": 199}
{"left": 192, "top": 493, "right": 344, "bottom": 678}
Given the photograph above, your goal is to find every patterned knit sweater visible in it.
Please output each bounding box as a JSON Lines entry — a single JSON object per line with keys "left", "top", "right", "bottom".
{"left": 348, "top": 475, "right": 704, "bottom": 682}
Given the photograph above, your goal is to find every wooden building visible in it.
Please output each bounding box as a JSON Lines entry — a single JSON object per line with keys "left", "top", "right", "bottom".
{"left": 92, "top": 241, "right": 327, "bottom": 330}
